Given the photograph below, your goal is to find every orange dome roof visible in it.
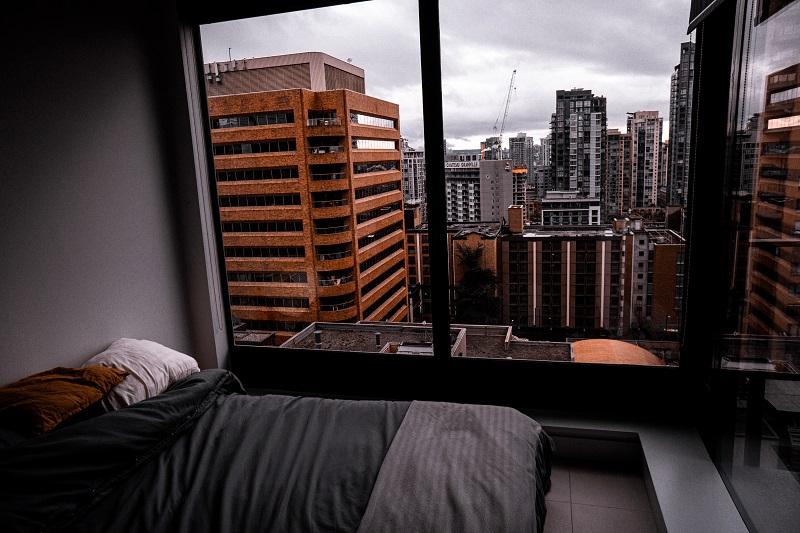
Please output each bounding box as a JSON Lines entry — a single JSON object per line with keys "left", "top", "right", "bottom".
{"left": 572, "top": 339, "right": 665, "bottom": 366}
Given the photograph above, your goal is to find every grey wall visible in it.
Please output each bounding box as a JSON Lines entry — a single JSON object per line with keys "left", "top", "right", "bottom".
{"left": 0, "top": 3, "right": 228, "bottom": 386}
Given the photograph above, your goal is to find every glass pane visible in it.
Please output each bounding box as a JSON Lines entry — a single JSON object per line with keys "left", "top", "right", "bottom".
{"left": 715, "top": 1, "right": 800, "bottom": 530}
{"left": 199, "top": 0, "right": 425, "bottom": 350}
{"left": 436, "top": 0, "right": 694, "bottom": 364}
{"left": 722, "top": 0, "right": 800, "bottom": 373}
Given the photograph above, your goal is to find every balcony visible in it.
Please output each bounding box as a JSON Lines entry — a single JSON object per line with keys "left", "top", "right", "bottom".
{"left": 315, "top": 224, "right": 349, "bottom": 235}
{"left": 314, "top": 219, "right": 351, "bottom": 245}
{"left": 319, "top": 298, "right": 355, "bottom": 312}
{"left": 313, "top": 198, "right": 348, "bottom": 208}
{"left": 311, "top": 172, "right": 346, "bottom": 181}
{"left": 311, "top": 145, "right": 343, "bottom": 155}
{"left": 319, "top": 305, "right": 358, "bottom": 322}
{"left": 319, "top": 272, "right": 354, "bottom": 287}
{"left": 317, "top": 249, "right": 352, "bottom": 261}
{"left": 307, "top": 117, "right": 342, "bottom": 127}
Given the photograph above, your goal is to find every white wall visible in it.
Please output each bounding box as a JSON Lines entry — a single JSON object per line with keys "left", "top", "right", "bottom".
{"left": 0, "top": 3, "right": 228, "bottom": 385}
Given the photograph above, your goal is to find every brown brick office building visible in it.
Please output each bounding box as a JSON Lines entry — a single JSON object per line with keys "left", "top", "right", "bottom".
{"left": 205, "top": 54, "right": 408, "bottom": 335}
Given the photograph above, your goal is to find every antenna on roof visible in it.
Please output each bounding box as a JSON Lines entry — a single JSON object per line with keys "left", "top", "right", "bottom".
{"left": 228, "top": 47, "right": 232, "bottom": 61}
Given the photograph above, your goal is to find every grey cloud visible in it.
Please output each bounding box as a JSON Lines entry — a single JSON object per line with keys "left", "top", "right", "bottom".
{"left": 200, "top": 0, "right": 692, "bottom": 150}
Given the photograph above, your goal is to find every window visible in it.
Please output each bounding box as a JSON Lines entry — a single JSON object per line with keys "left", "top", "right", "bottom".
{"left": 191, "top": 0, "right": 708, "bottom": 413}
{"left": 684, "top": 0, "right": 800, "bottom": 529}
{"left": 216, "top": 167, "right": 298, "bottom": 181}
{"left": 211, "top": 112, "right": 293, "bottom": 128}
{"left": 350, "top": 112, "right": 397, "bottom": 129}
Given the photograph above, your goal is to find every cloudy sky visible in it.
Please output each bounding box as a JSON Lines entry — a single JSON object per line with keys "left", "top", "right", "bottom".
{"left": 200, "top": 0, "right": 694, "bottom": 151}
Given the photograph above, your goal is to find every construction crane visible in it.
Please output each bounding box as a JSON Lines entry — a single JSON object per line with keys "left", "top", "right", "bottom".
{"left": 490, "top": 69, "right": 516, "bottom": 160}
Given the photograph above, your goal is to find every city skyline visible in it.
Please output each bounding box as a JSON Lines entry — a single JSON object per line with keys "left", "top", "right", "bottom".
{"left": 200, "top": 0, "right": 694, "bottom": 152}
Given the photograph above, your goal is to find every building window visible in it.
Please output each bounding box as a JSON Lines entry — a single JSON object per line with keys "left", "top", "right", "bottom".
{"left": 352, "top": 138, "right": 397, "bottom": 150}
{"left": 213, "top": 139, "right": 296, "bottom": 155}
{"left": 211, "top": 112, "right": 294, "bottom": 128}
{"left": 216, "top": 167, "right": 298, "bottom": 181}
{"left": 218, "top": 194, "right": 301, "bottom": 207}
{"left": 350, "top": 112, "right": 396, "bottom": 129}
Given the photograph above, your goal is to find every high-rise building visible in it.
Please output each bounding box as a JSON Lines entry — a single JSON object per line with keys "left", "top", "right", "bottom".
{"left": 444, "top": 155, "right": 514, "bottom": 223}
{"left": 667, "top": 41, "right": 695, "bottom": 208}
{"left": 624, "top": 221, "right": 685, "bottom": 333}
{"left": 659, "top": 140, "right": 670, "bottom": 206}
{"left": 509, "top": 133, "right": 537, "bottom": 170}
{"left": 539, "top": 191, "right": 601, "bottom": 225}
{"left": 501, "top": 211, "right": 684, "bottom": 336}
{"left": 401, "top": 138, "right": 426, "bottom": 223}
{"left": 605, "top": 128, "right": 633, "bottom": 220}
{"left": 549, "top": 89, "right": 607, "bottom": 201}
{"left": 205, "top": 54, "right": 408, "bottom": 335}
{"left": 627, "top": 111, "right": 663, "bottom": 208}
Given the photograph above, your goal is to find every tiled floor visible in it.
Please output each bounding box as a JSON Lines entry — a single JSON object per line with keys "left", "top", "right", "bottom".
{"left": 544, "top": 458, "right": 659, "bottom": 533}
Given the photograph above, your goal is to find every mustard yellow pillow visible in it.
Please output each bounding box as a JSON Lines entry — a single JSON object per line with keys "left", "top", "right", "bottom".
{"left": 0, "top": 366, "right": 129, "bottom": 436}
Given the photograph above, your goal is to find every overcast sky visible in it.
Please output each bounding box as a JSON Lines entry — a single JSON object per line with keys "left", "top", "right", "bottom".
{"left": 200, "top": 0, "right": 694, "bottom": 152}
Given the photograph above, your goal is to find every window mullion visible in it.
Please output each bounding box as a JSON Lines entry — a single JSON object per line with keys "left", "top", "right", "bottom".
{"left": 417, "top": 0, "right": 450, "bottom": 360}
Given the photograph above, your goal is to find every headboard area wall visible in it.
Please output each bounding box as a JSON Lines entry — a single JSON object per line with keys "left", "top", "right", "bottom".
{"left": 0, "top": 3, "right": 225, "bottom": 386}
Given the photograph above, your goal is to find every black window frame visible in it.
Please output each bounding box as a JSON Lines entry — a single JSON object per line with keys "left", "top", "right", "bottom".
{"left": 181, "top": 0, "right": 692, "bottom": 417}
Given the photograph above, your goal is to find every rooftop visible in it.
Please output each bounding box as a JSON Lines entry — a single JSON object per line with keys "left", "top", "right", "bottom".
{"left": 520, "top": 225, "right": 619, "bottom": 238}
{"left": 409, "top": 221, "right": 502, "bottom": 239}
{"left": 280, "top": 322, "right": 574, "bottom": 362}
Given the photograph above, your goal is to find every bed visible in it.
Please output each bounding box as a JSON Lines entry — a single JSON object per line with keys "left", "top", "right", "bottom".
{"left": 0, "top": 339, "right": 554, "bottom": 533}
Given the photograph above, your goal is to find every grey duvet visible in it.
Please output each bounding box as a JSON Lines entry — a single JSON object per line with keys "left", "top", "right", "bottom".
{"left": 0, "top": 369, "right": 553, "bottom": 533}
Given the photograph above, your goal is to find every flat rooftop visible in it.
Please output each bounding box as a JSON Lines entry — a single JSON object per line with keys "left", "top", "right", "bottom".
{"left": 281, "top": 322, "right": 573, "bottom": 361}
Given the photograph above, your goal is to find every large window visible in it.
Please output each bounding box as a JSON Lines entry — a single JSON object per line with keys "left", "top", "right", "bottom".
{"left": 184, "top": 1, "right": 800, "bottom": 527}
{"left": 198, "top": 0, "right": 693, "bottom": 366}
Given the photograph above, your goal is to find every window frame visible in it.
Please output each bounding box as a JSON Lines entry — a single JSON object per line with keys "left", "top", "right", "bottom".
{"left": 178, "top": 0, "right": 688, "bottom": 417}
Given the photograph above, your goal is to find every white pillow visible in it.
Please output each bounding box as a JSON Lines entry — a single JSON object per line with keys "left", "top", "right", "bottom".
{"left": 83, "top": 338, "right": 200, "bottom": 411}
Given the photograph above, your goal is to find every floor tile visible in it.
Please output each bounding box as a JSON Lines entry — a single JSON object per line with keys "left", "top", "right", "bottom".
{"left": 569, "top": 463, "right": 652, "bottom": 511}
{"left": 543, "top": 500, "right": 572, "bottom": 533}
{"left": 571, "top": 503, "right": 658, "bottom": 533}
{"left": 546, "top": 463, "right": 571, "bottom": 503}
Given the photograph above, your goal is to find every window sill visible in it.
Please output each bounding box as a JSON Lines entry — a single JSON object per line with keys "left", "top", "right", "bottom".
{"left": 522, "top": 409, "right": 749, "bottom": 533}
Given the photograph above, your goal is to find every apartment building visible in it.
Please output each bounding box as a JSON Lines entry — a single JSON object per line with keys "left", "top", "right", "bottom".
{"left": 667, "top": 41, "right": 695, "bottom": 208}
{"left": 549, "top": 89, "right": 607, "bottom": 200}
{"left": 208, "top": 85, "right": 408, "bottom": 334}
{"left": 539, "top": 190, "right": 601, "bottom": 226}
{"left": 606, "top": 128, "right": 633, "bottom": 220}
{"left": 627, "top": 110, "right": 664, "bottom": 208}
{"left": 443, "top": 155, "right": 515, "bottom": 223}
{"left": 501, "top": 209, "right": 684, "bottom": 336}
{"left": 508, "top": 132, "right": 539, "bottom": 170}
{"left": 400, "top": 138, "right": 426, "bottom": 222}
{"left": 623, "top": 221, "right": 685, "bottom": 333}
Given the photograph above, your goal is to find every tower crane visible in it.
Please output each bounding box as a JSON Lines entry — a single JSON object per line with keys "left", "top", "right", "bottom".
{"left": 491, "top": 69, "right": 516, "bottom": 160}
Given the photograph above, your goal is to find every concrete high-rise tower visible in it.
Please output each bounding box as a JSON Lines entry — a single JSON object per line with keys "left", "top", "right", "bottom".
{"left": 667, "top": 42, "right": 695, "bottom": 208}
{"left": 627, "top": 111, "right": 664, "bottom": 208}
{"left": 549, "top": 89, "right": 607, "bottom": 201}
{"left": 401, "top": 138, "right": 426, "bottom": 223}
{"left": 509, "top": 133, "right": 537, "bottom": 170}
{"left": 606, "top": 128, "right": 633, "bottom": 219}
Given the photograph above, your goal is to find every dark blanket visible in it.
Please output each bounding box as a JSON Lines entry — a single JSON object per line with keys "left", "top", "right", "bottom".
{"left": 0, "top": 369, "right": 552, "bottom": 533}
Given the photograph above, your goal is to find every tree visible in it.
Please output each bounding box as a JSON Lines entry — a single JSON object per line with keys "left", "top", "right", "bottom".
{"left": 452, "top": 243, "right": 501, "bottom": 324}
